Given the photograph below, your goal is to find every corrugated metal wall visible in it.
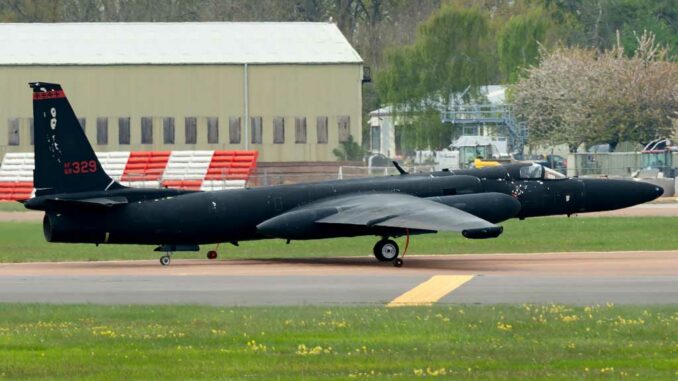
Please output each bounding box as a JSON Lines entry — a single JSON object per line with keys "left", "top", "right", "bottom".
{"left": 0, "top": 64, "right": 362, "bottom": 162}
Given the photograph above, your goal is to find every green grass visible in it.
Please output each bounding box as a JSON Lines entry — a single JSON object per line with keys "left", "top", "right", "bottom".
{"left": 0, "top": 304, "right": 675, "bottom": 380}
{"left": 0, "top": 202, "right": 28, "bottom": 212}
{"left": 0, "top": 217, "right": 676, "bottom": 262}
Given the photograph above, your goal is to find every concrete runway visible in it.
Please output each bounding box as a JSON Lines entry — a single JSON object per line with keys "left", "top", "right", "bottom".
{"left": 0, "top": 251, "right": 676, "bottom": 306}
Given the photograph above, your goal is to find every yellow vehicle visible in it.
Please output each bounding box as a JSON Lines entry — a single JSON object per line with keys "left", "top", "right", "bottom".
{"left": 472, "top": 158, "right": 502, "bottom": 168}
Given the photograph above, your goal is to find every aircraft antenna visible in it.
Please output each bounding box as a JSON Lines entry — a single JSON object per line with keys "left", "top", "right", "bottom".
{"left": 392, "top": 161, "right": 408, "bottom": 175}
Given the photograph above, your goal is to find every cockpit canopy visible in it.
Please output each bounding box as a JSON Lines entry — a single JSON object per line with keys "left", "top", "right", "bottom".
{"left": 434, "top": 162, "right": 567, "bottom": 181}
{"left": 518, "top": 163, "right": 566, "bottom": 180}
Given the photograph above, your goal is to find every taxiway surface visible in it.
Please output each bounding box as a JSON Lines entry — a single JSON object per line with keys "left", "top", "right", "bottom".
{"left": 0, "top": 251, "right": 676, "bottom": 306}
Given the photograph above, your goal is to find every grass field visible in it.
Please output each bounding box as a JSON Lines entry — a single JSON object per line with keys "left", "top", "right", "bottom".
{"left": 0, "top": 217, "right": 676, "bottom": 262}
{"left": 0, "top": 304, "right": 675, "bottom": 380}
{"left": 0, "top": 202, "right": 27, "bottom": 212}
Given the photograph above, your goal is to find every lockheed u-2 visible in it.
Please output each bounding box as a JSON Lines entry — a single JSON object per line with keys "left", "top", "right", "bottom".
{"left": 24, "top": 83, "right": 663, "bottom": 266}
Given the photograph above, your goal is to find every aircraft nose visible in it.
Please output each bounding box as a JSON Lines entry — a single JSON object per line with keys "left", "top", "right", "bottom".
{"left": 631, "top": 180, "right": 664, "bottom": 203}
{"left": 582, "top": 179, "right": 663, "bottom": 212}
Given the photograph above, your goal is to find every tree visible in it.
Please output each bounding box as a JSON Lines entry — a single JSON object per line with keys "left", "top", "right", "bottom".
{"left": 513, "top": 46, "right": 596, "bottom": 151}
{"left": 376, "top": 5, "right": 493, "bottom": 150}
{"left": 546, "top": 0, "right": 678, "bottom": 56}
{"left": 333, "top": 135, "right": 365, "bottom": 161}
{"left": 513, "top": 31, "right": 678, "bottom": 152}
{"left": 611, "top": 0, "right": 678, "bottom": 57}
{"left": 497, "top": 7, "right": 553, "bottom": 83}
{"left": 590, "top": 32, "right": 678, "bottom": 148}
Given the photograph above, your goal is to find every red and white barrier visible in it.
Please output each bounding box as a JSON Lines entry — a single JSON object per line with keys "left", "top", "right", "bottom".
{"left": 0, "top": 150, "right": 258, "bottom": 201}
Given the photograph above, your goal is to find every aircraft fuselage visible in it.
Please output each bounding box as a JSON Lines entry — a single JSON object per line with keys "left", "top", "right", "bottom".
{"left": 33, "top": 165, "right": 662, "bottom": 246}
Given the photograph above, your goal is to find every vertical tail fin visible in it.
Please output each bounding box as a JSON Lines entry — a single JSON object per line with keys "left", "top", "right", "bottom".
{"left": 30, "top": 82, "right": 122, "bottom": 196}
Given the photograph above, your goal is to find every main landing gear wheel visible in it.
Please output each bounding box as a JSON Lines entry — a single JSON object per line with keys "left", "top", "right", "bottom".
{"left": 373, "top": 239, "right": 399, "bottom": 262}
{"left": 207, "top": 250, "right": 218, "bottom": 260}
{"left": 159, "top": 254, "right": 171, "bottom": 266}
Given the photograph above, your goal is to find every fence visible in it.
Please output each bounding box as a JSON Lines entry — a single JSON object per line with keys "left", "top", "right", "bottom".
{"left": 572, "top": 152, "right": 678, "bottom": 177}
{"left": 249, "top": 165, "right": 437, "bottom": 186}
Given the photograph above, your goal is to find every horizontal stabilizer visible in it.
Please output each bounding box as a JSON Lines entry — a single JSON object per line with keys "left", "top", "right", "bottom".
{"left": 39, "top": 196, "right": 129, "bottom": 209}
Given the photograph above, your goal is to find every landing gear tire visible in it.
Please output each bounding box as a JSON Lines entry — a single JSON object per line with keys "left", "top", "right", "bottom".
{"left": 393, "top": 258, "right": 404, "bottom": 267}
{"left": 373, "top": 239, "right": 399, "bottom": 262}
{"left": 207, "top": 250, "right": 218, "bottom": 260}
{"left": 159, "top": 255, "right": 171, "bottom": 266}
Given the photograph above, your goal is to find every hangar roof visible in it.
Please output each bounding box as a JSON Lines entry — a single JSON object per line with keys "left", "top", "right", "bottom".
{"left": 0, "top": 22, "right": 363, "bottom": 65}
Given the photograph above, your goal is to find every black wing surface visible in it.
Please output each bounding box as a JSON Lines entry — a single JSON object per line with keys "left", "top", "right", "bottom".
{"left": 256, "top": 192, "right": 501, "bottom": 240}
{"left": 313, "top": 193, "right": 496, "bottom": 232}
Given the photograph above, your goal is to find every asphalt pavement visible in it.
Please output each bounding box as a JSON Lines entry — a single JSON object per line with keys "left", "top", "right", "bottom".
{"left": 0, "top": 251, "right": 676, "bottom": 306}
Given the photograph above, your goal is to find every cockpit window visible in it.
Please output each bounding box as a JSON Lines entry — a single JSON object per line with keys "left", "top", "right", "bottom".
{"left": 543, "top": 166, "right": 566, "bottom": 180}
{"left": 519, "top": 163, "right": 543, "bottom": 179}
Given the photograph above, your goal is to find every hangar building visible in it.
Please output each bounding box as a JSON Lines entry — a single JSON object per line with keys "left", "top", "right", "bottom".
{"left": 0, "top": 22, "right": 364, "bottom": 162}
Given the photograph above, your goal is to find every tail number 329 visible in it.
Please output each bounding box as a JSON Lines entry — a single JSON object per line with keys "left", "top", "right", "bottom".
{"left": 64, "top": 160, "right": 97, "bottom": 175}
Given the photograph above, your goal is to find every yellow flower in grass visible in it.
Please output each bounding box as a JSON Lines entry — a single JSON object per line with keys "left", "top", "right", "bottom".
{"left": 426, "top": 367, "right": 447, "bottom": 376}
{"left": 614, "top": 316, "right": 645, "bottom": 326}
{"left": 497, "top": 322, "right": 512, "bottom": 331}
{"left": 246, "top": 340, "right": 267, "bottom": 352}
{"left": 91, "top": 328, "right": 117, "bottom": 338}
{"left": 296, "top": 344, "right": 332, "bottom": 356}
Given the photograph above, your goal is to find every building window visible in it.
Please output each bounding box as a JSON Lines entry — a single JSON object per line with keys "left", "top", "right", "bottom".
{"left": 119, "top": 117, "right": 130, "bottom": 145}
{"left": 141, "top": 117, "right": 153, "bottom": 144}
{"left": 78, "top": 118, "right": 86, "bottom": 132}
{"left": 338, "top": 116, "right": 350, "bottom": 143}
{"left": 273, "top": 117, "right": 284, "bottom": 144}
{"left": 185, "top": 117, "right": 197, "bottom": 144}
{"left": 229, "top": 117, "right": 241, "bottom": 144}
{"left": 28, "top": 118, "right": 34, "bottom": 145}
{"left": 8, "top": 118, "right": 19, "bottom": 146}
{"left": 295, "top": 117, "right": 307, "bottom": 144}
{"left": 251, "top": 116, "right": 262, "bottom": 144}
{"left": 97, "top": 117, "right": 108, "bottom": 145}
{"left": 163, "top": 117, "right": 175, "bottom": 144}
{"left": 317, "top": 116, "right": 328, "bottom": 144}
{"left": 463, "top": 126, "right": 479, "bottom": 135}
{"left": 208, "top": 117, "right": 219, "bottom": 144}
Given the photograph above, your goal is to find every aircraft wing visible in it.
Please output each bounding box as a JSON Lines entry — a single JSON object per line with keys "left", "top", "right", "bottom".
{"left": 313, "top": 193, "right": 496, "bottom": 233}
{"left": 257, "top": 192, "right": 502, "bottom": 240}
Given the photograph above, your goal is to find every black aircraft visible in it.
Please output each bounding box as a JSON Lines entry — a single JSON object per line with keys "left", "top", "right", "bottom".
{"left": 23, "top": 82, "right": 663, "bottom": 266}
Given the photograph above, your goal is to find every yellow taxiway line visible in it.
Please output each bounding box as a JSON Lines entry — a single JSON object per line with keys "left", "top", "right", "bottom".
{"left": 387, "top": 275, "right": 474, "bottom": 307}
